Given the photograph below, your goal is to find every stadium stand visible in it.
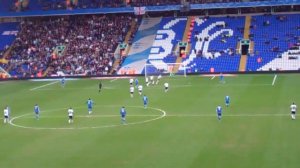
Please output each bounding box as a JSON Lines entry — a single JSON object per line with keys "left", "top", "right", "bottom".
{"left": 246, "top": 14, "right": 300, "bottom": 71}
{"left": 179, "top": 16, "right": 245, "bottom": 73}
{"left": 38, "top": 0, "right": 126, "bottom": 10}
{"left": 119, "top": 13, "right": 299, "bottom": 74}
{"left": 129, "top": 0, "right": 180, "bottom": 6}
{"left": 118, "top": 17, "right": 162, "bottom": 75}
{"left": 148, "top": 17, "right": 187, "bottom": 64}
{"left": 1, "top": 13, "right": 299, "bottom": 78}
{"left": 187, "top": 0, "right": 270, "bottom": 3}
{"left": 47, "top": 14, "right": 133, "bottom": 76}
{"left": 3, "top": 14, "right": 134, "bottom": 77}
{"left": 0, "top": 0, "right": 300, "bottom": 78}
{"left": 8, "top": 17, "right": 69, "bottom": 77}
{"left": 1, "top": 1, "right": 299, "bottom": 18}
{"left": 0, "top": 22, "right": 19, "bottom": 55}
{"left": 7, "top": 0, "right": 280, "bottom": 13}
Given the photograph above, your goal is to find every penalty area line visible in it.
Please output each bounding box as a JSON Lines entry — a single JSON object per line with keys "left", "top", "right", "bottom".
{"left": 30, "top": 81, "right": 59, "bottom": 91}
{"left": 210, "top": 76, "right": 216, "bottom": 80}
{"left": 272, "top": 74, "right": 277, "bottom": 86}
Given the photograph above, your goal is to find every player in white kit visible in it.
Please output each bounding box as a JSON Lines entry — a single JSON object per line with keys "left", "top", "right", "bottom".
{"left": 138, "top": 85, "right": 143, "bottom": 95}
{"left": 3, "top": 106, "right": 9, "bottom": 124}
{"left": 129, "top": 78, "right": 134, "bottom": 86}
{"left": 290, "top": 102, "right": 297, "bottom": 120}
{"left": 145, "top": 77, "right": 149, "bottom": 86}
{"left": 130, "top": 86, "right": 135, "bottom": 98}
{"left": 164, "top": 82, "right": 169, "bottom": 92}
{"left": 156, "top": 74, "right": 162, "bottom": 85}
{"left": 68, "top": 107, "right": 74, "bottom": 123}
{"left": 150, "top": 76, "right": 154, "bottom": 85}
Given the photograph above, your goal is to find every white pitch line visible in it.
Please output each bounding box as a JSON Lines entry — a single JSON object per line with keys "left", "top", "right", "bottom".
{"left": 30, "top": 81, "right": 59, "bottom": 91}
{"left": 211, "top": 76, "right": 216, "bottom": 80}
{"left": 110, "top": 78, "right": 118, "bottom": 82}
{"left": 217, "top": 83, "right": 271, "bottom": 86}
{"left": 29, "top": 87, "right": 116, "bottom": 91}
{"left": 166, "top": 113, "right": 288, "bottom": 117}
{"left": 18, "top": 114, "right": 162, "bottom": 119}
{"left": 9, "top": 106, "right": 167, "bottom": 130}
{"left": 16, "top": 113, "right": 289, "bottom": 119}
{"left": 272, "top": 74, "right": 277, "bottom": 86}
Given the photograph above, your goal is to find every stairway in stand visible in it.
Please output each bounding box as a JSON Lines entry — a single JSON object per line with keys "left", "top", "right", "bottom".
{"left": 239, "top": 15, "right": 251, "bottom": 72}
{"left": 110, "top": 19, "right": 137, "bottom": 74}
{"left": 173, "top": 16, "right": 194, "bottom": 73}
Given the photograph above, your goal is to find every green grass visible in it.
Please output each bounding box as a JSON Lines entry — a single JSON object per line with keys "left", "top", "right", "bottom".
{"left": 0, "top": 74, "right": 300, "bottom": 168}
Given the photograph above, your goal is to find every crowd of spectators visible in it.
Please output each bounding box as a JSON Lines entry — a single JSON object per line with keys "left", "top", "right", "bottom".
{"left": 7, "top": 17, "right": 69, "bottom": 77}
{"left": 0, "top": 45, "right": 10, "bottom": 59}
{"left": 3, "top": 14, "right": 133, "bottom": 77}
{"left": 0, "top": 46, "right": 11, "bottom": 72}
{"left": 11, "top": 0, "right": 30, "bottom": 12}
{"left": 48, "top": 14, "right": 132, "bottom": 76}
{"left": 40, "top": 0, "right": 126, "bottom": 10}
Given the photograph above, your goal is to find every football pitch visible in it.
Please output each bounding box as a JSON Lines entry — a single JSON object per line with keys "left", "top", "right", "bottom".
{"left": 0, "top": 73, "right": 299, "bottom": 168}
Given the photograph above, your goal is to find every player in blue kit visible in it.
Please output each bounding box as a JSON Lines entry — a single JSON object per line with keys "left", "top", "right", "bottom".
{"left": 61, "top": 77, "right": 65, "bottom": 87}
{"left": 135, "top": 78, "right": 139, "bottom": 88}
{"left": 143, "top": 95, "right": 148, "bottom": 109}
{"left": 219, "top": 73, "right": 225, "bottom": 84}
{"left": 216, "top": 105, "right": 222, "bottom": 120}
{"left": 120, "top": 106, "right": 127, "bottom": 124}
{"left": 87, "top": 98, "right": 94, "bottom": 114}
{"left": 34, "top": 104, "right": 40, "bottom": 120}
{"left": 225, "top": 96, "right": 230, "bottom": 107}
